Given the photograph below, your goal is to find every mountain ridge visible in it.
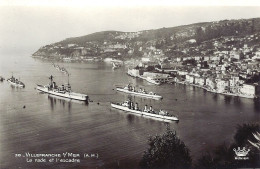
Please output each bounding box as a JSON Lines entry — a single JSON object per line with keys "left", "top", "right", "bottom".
{"left": 32, "top": 17, "right": 260, "bottom": 60}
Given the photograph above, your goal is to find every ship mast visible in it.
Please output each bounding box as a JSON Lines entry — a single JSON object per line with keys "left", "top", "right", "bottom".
{"left": 67, "top": 73, "right": 71, "bottom": 92}
{"left": 68, "top": 73, "right": 70, "bottom": 85}
{"left": 49, "top": 75, "right": 53, "bottom": 84}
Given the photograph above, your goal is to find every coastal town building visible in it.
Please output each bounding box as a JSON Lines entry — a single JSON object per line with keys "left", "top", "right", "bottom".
{"left": 239, "top": 83, "right": 259, "bottom": 96}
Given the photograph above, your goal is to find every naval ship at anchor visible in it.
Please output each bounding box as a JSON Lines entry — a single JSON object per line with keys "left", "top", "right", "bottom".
{"left": 7, "top": 75, "right": 25, "bottom": 88}
{"left": 116, "top": 84, "right": 162, "bottom": 99}
{"left": 111, "top": 100, "right": 178, "bottom": 121}
{"left": 36, "top": 75, "right": 88, "bottom": 101}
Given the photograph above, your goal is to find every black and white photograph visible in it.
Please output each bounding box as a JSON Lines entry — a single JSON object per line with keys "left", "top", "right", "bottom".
{"left": 0, "top": 0, "right": 260, "bottom": 168}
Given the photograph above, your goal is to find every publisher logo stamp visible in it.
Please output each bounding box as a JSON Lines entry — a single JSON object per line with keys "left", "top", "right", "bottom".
{"left": 233, "top": 147, "right": 250, "bottom": 160}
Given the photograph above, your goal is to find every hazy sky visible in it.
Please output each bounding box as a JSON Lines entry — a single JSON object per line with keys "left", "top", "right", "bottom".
{"left": 0, "top": 3, "right": 260, "bottom": 54}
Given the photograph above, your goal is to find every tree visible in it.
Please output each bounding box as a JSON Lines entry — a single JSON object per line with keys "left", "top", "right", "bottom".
{"left": 248, "top": 132, "right": 260, "bottom": 149}
{"left": 146, "top": 66, "right": 155, "bottom": 72}
{"left": 194, "top": 152, "right": 217, "bottom": 169}
{"left": 140, "top": 128, "right": 192, "bottom": 169}
{"left": 234, "top": 123, "right": 260, "bottom": 146}
{"left": 182, "top": 59, "right": 197, "bottom": 66}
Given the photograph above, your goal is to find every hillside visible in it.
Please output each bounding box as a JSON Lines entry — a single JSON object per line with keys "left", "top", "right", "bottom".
{"left": 32, "top": 17, "right": 260, "bottom": 61}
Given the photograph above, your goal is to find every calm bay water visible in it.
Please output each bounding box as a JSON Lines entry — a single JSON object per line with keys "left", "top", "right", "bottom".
{"left": 0, "top": 54, "right": 259, "bottom": 169}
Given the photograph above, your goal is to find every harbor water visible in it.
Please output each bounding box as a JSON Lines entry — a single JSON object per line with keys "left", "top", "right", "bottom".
{"left": 0, "top": 54, "right": 259, "bottom": 169}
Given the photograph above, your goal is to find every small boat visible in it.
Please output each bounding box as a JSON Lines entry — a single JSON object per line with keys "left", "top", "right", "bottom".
{"left": 60, "top": 67, "right": 69, "bottom": 74}
{"left": 116, "top": 84, "right": 162, "bottom": 99}
{"left": 0, "top": 76, "right": 4, "bottom": 82}
{"left": 55, "top": 65, "right": 60, "bottom": 70}
{"left": 111, "top": 100, "right": 178, "bottom": 121}
{"left": 146, "top": 77, "right": 161, "bottom": 85}
{"left": 7, "top": 75, "right": 25, "bottom": 88}
{"left": 36, "top": 75, "right": 88, "bottom": 101}
{"left": 112, "top": 62, "right": 121, "bottom": 69}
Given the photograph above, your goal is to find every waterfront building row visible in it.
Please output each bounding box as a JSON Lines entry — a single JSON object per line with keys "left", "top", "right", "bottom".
{"left": 182, "top": 74, "right": 260, "bottom": 98}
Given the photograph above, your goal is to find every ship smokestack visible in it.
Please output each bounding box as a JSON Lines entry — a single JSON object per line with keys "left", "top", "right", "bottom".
{"left": 131, "top": 102, "right": 134, "bottom": 109}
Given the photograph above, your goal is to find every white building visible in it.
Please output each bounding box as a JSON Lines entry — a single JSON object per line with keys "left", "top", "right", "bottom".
{"left": 142, "top": 72, "right": 170, "bottom": 78}
{"left": 206, "top": 78, "right": 216, "bottom": 89}
{"left": 185, "top": 75, "right": 194, "bottom": 84}
{"left": 194, "top": 77, "right": 205, "bottom": 86}
{"left": 141, "top": 57, "right": 151, "bottom": 62}
{"left": 127, "top": 68, "right": 142, "bottom": 77}
{"left": 176, "top": 57, "right": 182, "bottom": 62}
{"left": 239, "top": 84, "right": 257, "bottom": 96}
{"left": 216, "top": 79, "right": 229, "bottom": 93}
